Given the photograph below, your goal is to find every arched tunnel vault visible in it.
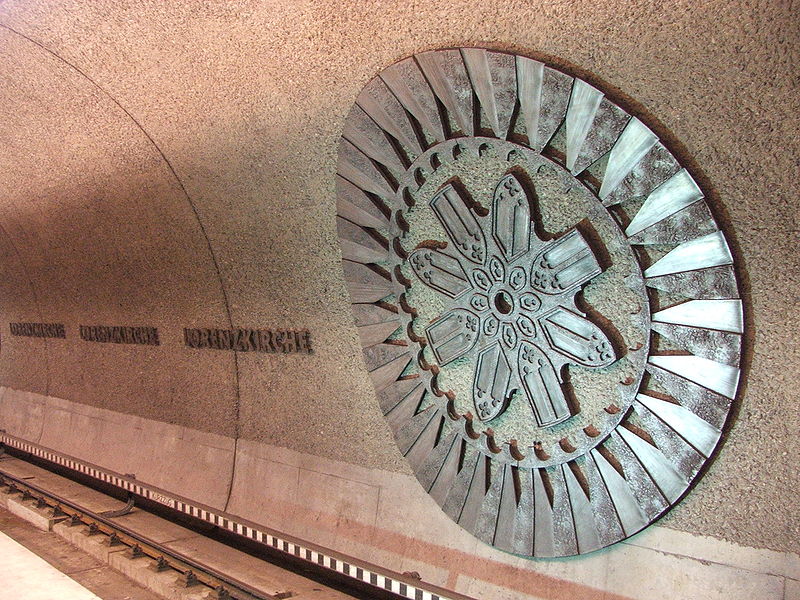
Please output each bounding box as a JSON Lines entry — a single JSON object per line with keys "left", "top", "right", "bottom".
{"left": 0, "top": 0, "right": 797, "bottom": 595}
{"left": 0, "top": 25, "right": 239, "bottom": 432}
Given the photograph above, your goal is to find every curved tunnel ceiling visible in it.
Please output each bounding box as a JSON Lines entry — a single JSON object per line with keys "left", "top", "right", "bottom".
{"left": 0, "top": 25, "right": 239, "bottom": 432}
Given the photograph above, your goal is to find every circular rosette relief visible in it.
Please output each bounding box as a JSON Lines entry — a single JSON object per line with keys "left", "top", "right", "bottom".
{"left": 335, "top": 48, "right": 744, "bottom": 557}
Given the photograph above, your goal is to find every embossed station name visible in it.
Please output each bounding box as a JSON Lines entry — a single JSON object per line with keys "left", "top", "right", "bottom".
{"left": 9, "top": 322, "right": 66, "bottom": 338}
{"left": 183, "top": 328, "right": 312, "bottom": 354}
{"left": 79, "top": 325, "right": 160, "bottom": 346}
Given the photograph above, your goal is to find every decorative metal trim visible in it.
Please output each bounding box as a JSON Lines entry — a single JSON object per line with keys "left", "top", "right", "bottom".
{"left": 335, "top": 48, "right": 743, "bottom": 557}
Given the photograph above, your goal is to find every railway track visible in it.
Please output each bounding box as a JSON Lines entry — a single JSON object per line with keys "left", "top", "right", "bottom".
{"left": 0, "top": 444, "right": 473, "bottom": 600}
{"left": 1, "top": 469, "right": 271, "bottom": 599}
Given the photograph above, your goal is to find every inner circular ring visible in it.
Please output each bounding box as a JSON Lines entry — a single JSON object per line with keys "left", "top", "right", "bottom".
{"left": 390, "top": 137, "right": 651, "bottom": 467}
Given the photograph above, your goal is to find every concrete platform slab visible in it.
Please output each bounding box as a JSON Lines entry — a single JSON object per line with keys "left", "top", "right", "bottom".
{"left": 163, "top": 534, "right": 357, "bottom": 600}
{"left": 104, "top": 553, "right": 210, "bottom": 600}
{"left": 5, "top": 496, "right": 63, "bottom": 531}
{"left": 53, "top": 521, "right": 129, "bottom": 564}
{"left": 0, "top": 507, "right": 100, "bottom": 577}
{"left": 0, "top": 502, "right": 201, "bottom": 600}
{"left": 0, "top": 530, "right": 102, "bottom": 600}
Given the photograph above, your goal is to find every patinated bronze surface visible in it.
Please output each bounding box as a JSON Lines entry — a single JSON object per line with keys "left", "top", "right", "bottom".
{"left": 335, "top": 49, "right": 743, "bottom": 557}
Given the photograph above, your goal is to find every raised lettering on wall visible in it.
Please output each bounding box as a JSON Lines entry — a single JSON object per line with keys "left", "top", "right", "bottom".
{"left": 79, "top": 325, "right": 160, "bottom": 346}
{"left": 183, "top": 328, "right": 312, "bottom": 354}
{"left": 9, "top": 322, "right": 66, "bottom": 338}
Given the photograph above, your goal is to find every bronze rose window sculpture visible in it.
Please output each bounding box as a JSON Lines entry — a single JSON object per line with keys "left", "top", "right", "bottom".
{"left": 334, "top": 49, "right": 743, "bottom": 557}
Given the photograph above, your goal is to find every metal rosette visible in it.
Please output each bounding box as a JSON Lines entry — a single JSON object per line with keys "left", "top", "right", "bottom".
{"left": 334, "top": 48, "right": 743, "bottom": 557}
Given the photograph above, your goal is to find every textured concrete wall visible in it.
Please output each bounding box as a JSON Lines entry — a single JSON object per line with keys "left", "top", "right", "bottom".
{"left": 0, "top": 0, "right": 796, "bottom": 567}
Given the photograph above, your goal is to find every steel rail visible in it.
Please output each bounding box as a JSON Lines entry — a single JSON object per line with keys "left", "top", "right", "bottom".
{"left": 0, "top": 468, "right": 290, "bottom": 600}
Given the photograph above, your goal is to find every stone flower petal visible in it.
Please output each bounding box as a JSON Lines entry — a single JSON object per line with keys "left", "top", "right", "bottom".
{"left": 473, "top": 342, "right": 512, "bottom": 421}
{"left": 519, "top": 292, "right": 542, "bottom": 312}
{"left": 501, "top": 322, "right": 517, "bottom": 349}
{"left": 482, "top": 314, "right": 499, "bottom": 337}
{"left": 508, "top": 266, "right": 527, "bottom": 290}
{"left": 409, "top": 248, "right": 471, "bottom": 298}
{"left": 530, "top": 229, "right": 602, "bottom": 294}
{"left": 492, "top": 173, "right": 531, "bottom": 261}
{"left": 539, "top": 306, "right": 616, "bottom": 367}
{"left": 470, "top": 293, "right": 490, "bottom": 312}
{"left": 518, "top": 341, "right": 572, "bottom": 427}
{"left": 409, "top": 172, "right": 616, "bottom": 430}
{"left": 425, "top": 308, "right": 480, "bottom": 365}
{"left": 430, "top": 184, "right": 487, "bottom": 265}
{"left": 516, "top": 314, "right": 536, "bottom": 337}
{"left": 488, "top": 256, "right": 505, "bottom": 282}
{"left": 471, "top": 268, "right": 492, "bottom": 291}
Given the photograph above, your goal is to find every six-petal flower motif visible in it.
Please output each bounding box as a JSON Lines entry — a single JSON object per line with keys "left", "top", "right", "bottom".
{"left": 408, "top": 173, "right": 617, "bottom": 427}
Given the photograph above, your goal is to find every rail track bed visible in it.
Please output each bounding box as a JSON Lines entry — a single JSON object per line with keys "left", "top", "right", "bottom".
{"left": 0, "top": 447, "right": 458, "bottom": 600}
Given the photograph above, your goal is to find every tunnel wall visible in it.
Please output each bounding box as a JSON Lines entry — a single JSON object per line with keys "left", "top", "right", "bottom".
{"left": 0, "top": 2, "right": 797, "bottom": 599}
